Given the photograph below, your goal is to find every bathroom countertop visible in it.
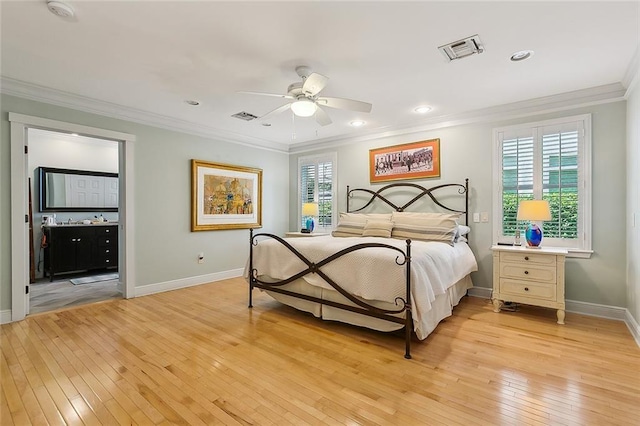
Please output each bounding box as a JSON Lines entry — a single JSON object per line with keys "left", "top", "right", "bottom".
{"left": 43, "top": 222, "right": 118, "bottom": 227}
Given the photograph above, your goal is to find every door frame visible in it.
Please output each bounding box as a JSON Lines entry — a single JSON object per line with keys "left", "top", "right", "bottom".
{"left": 9, "top": 113, "right": 135, "bottom": 321}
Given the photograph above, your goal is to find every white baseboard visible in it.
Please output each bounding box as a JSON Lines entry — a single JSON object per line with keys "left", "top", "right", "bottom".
{"left": 135, "top": 268, "right": 244, "bottom": 297}
{"left": 467, "top": 286, "right": 640, "bottom": 348}
{"left": 468, "top": 286, "right": 492, "bottom": 299}
{"left": 625, "top": 310, "right": 640, "bottom": 348}
{"left": 1, "top": 310, "right": 13, "bottom": 324}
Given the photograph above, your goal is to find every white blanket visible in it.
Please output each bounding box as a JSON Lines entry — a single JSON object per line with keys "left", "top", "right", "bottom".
{"left": 250, "top": 235, "right": 478, "bottom": 332}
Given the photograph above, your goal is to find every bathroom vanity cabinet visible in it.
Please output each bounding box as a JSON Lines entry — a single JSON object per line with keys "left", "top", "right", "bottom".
{"left": 43, "top": 224, "right": 118, "bottom": 281}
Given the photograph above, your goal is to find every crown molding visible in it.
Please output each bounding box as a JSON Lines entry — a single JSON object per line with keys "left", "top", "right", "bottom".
{"left": 623, "top": 46, "right": 639, "bottom": 97}
{"left": 0, "top": 77, "right": 290, "bottom": 154}
{"left": 1, "top": 77, "right": 627, "bottom": 156}
{"left": 289, "top": 82, "right": 627, "bottom": 154}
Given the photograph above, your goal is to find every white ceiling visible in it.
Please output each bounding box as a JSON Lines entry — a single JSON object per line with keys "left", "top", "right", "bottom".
{"left": 1, "top": 1, "right": 638, "bottom": 152}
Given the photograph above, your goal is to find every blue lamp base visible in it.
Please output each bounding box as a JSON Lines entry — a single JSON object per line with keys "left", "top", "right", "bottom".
{"left": 305, "top": 217, "right": 315, "bottom": 232}
{"left": 525, "top": 223, "right": 543, "bottom": 248}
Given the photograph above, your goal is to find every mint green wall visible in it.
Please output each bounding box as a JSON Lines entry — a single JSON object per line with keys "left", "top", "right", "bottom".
{"left": 290, "top": 101, "right": 628, "bottom": 307}
{"left": 1, "top": 94, "right": 289, "bottom": 311}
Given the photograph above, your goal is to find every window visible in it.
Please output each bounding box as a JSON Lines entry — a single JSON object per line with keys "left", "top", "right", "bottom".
{"left": 298, "top": 153, "right": 337, "bottom": 230}
{"left": 493, "top": 114, "right": 592, "bottom": 255}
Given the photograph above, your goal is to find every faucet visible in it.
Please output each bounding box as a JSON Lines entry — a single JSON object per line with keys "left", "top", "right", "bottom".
{"left": 68, "top": 218, "right": 73, "bottom": 225}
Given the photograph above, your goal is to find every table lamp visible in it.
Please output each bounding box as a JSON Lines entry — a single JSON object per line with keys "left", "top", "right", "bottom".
{"left": 302, "top": 202, "right": 319, "bottom": 232}
{"left": 517, "top": 200, "right": 552, "bottom": 248}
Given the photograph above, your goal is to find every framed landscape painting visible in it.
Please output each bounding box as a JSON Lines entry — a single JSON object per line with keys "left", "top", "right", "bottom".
{"left": 369, "top": 138, "right": 440, "bottom": 183}
{"left": 191, "top": 160, "right": 262, "bottom": 231}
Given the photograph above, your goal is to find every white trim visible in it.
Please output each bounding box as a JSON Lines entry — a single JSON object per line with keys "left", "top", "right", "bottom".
{"left": 297, "top": 152, "right": 338, "bottom": 231}
{"left": 290, "top": 83, "right": 625, "bottom": 154}
{"left": 8, "top": 113, "right": 136, "bottom": 321}
{"left": 622, "top": 46, "right": 639, "bottom": 94}
{"left": 467, "top": 286, "right": 492, "bottom": 299}
{"left": 492, "top": 114, "right": 592, "bottom": 252}
{"left": 1, "top": 310, "right": 12, "bottom": 324}
{"left": 2, "top": 78, "right": 289, "bottom": 153}
{"left": 135, "top": 268, "right": 244, "bottom": 297}
{"left": 565, "top": 299, "right": 627, "bottom": 320}
{"left": 1, "top": 77, "right": 626, "bottom": 155}
{"left": 625, "top": 310, "right": 640, "bottom": 348}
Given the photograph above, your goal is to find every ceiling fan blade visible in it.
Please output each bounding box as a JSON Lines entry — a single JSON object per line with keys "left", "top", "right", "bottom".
{"left": 238, "top": 91, "right": 294, "bottom": 99}
{"left": 315, "top": 107, "right": 332, "bottom": 126}
{"left": 302, "top": 73, "right": 328, "bottom": 96}
{"left": 260, "top": 103, "right": 291, "bottom": 121}
{"left": 317, "top": 96, "right": 372, "bottom": 113}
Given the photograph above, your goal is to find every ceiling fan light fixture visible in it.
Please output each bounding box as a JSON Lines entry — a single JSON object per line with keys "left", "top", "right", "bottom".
{"left": 291, "top": 99, "right": 317, "bottom": 117}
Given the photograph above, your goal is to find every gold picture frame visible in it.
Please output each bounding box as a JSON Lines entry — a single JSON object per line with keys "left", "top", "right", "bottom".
{"left": 369, "top": 138, "right": 441, "bottom": 183}
{"left": 191, "top": 160, "right": 262, "bottom": 231}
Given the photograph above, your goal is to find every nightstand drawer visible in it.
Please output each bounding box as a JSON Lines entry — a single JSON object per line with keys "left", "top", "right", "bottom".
{"left": 500, "top": 279, "right": 556, "bottom": 300}
{"left": 499, "top": 263, "right": 557, "bottom": 283}
{"left": 500, "top": 251, "right": 556, "bottom": 266}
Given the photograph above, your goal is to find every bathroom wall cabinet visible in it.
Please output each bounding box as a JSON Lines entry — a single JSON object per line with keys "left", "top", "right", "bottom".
{"left": 43, "top": 224, "right": 118, "bottom": 281}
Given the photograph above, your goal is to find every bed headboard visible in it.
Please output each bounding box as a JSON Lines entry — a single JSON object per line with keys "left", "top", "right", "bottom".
{"left": 346, "top": 178, "right": 469, "bottom": 226}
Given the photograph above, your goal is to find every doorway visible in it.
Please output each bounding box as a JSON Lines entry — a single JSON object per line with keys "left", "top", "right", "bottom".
{"left": 9, "top": 113, "right": 135, "bottom": 321}
{"left": 28, "top": 128, "right": 120, "bottom": 314}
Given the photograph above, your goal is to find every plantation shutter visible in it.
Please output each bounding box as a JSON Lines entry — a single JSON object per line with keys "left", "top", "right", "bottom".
{"left": 298, "top": 153, "right": 336, "bottom": 230}
{"left": 500, "top": 133, "right": 534, "bottom": 236}
{"left": 541, "top": 124, "right": 580, "bottom": 240}
{"left": 494, "top": 115, "right": 589, "bottom": 252}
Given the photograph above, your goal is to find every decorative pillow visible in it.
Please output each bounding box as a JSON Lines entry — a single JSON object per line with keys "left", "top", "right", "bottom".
{"left": 332, "top": 220, "right": 366, "bottom": 237}
{"left": 362, "top": 220, "right": 394, "bottom": 238}
{"left": 392, "top": 223, "right": 457, "bottom": 245}
{"left": 391, "top": 213, "right": 458, "bottom": 245}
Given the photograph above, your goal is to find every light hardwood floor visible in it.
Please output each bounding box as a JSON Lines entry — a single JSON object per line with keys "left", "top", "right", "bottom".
{"left": 2, "top": 277, "right": 639, "bottom": 425}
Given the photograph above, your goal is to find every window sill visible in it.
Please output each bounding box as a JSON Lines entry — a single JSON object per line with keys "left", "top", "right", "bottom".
{"left": 566, "top": 249, "right": 593, "bottom": 259}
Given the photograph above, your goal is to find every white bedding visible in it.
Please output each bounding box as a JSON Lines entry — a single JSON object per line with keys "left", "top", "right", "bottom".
{"left": 249, "top": 235, "right": 478, "bottom": 338}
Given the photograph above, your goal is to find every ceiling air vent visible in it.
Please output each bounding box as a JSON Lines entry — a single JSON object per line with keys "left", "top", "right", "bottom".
{"left": 231, "top": 111, "right": 258, "bottom": 121}
{"left": 438, "top": 35, "right": 484, "bottom": 62}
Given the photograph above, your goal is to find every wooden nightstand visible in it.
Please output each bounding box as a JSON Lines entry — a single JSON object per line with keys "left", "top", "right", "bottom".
{"left": 491, "top": 245, "right": 568, "bottom": 324}
{"left": 284, "top": 232, "right": 329, "bottom": 238}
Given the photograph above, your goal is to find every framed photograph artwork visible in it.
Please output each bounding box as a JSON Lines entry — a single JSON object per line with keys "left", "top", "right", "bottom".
{"left": 369, "top": 138, "right": 441, "bottom": 183}
{"left": 191, "top": 160, "right": 262, "bottom": 231}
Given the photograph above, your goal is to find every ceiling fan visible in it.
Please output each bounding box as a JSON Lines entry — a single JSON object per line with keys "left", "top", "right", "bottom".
{"left": 240, "top": 66, "right": 372, "bottom": 126}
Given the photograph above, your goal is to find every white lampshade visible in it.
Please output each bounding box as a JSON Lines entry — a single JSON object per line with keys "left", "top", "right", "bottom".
{"left": 291, "top": 99, "right": 317, "bottom": 117}
{"left": 517, "top": 200, "right": 552, "bottom": 221}
{"left": 302, "top": 202, "right": 319, "bottom": 216}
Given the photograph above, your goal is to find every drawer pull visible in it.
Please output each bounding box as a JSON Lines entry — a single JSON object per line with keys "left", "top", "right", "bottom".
{"left": 524, "top": 271, "right": 529, "bottom": 275}
{"left": 106, "top": 239, "right": 110, "bottom": 243}
{"left": 524, "top": 287, "right": 529, "bottom": 291}
{"left": 71, "top": 238, "right": 76, "bottom": 242}
{"left": 105, "top": 249, "right": 110, "bottom": 253}
{"left": 524, "top": 256, "right": 529, "bottom": 261}
{"left": 77, "top": 238, "right": 81, "bottom": 242}
{"left": 106, "top": 260, "right": 110, "bottom": 263}
{"left": 105, "top": 229, "right": 110, "bottom": 233}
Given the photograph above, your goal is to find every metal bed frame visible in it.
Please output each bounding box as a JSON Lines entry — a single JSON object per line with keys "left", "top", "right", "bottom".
{"left": 248, "top": 179, "right": 469, "bottom": 359}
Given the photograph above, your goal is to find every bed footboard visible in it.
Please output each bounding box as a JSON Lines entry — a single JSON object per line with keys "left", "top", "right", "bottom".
{"left": 248, "top": 229, "right": 414, "bottom": 359}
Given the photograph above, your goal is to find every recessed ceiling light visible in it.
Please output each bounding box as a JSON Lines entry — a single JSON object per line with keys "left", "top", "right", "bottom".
{"left": 47, "top": 1, "right": 75, "bottom": 18}
{"left": 185, "top": 100, "right": 201, "bottom": 106}
{"left": 350, "top": 120, "right": 366, "bottom": 127}
{"left": 414, "top": 106, "right": 432, "bottom": 114}
{"left": 510, "top": 50, "right": 534, "bottom": 62}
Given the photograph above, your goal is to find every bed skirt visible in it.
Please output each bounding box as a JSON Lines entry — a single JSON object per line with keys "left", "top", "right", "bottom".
{"left": 260, "top": 274, "right": 473, "bottom": 339}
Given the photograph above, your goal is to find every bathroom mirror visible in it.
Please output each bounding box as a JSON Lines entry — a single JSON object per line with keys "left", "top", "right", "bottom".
{"left": 38, "top": 167, "right": 119, "bottom": 212}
